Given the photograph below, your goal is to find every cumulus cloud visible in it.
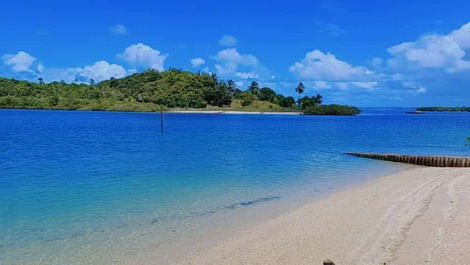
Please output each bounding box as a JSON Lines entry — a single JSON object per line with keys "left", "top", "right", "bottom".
{"left": 117, "top": 43, "right": 166, "bottom": 71}
{"left": 214, "top": 48, "right": 258, "bottom": 66}
{"left": 109, "top": 24, "right": 128, "bottom": 35}
{"left": 289, "top": 49, "right": 375, "bottom": 81}
{"left": 36, "top": 61, "right": 127, "bottom": 83}
{"left": 213, "top": 48, "right": 262, "bottom": 77}
{"left": 73, "top": 61, "right": 127, "bottom": 82}
{"left": 190, "top": 57, "right": 205, "bottom": 67}
{"left": 219, "top": 35, "right": 238, "bottom": 47}
{"left": 2, "top": 50, "right": 128, "bottom": 83}
{"left": 370, "top": 21, "right": 470, "bottom": 104}
{"left": 3, "top": 51, "right": 37, "bottom": 72}
{"left": 387, "top": 22, "right": 470, "bottom": 73}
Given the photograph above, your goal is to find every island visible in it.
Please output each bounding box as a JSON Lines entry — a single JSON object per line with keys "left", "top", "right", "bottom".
{"left": 0, "top": 69, "right": 360, "bottom": 116}
{"left": 417, "top": 107, "right": 470, "bottom": 112}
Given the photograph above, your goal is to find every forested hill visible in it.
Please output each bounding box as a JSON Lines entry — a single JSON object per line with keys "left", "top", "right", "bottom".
{"left": 0, "top": 69, "right": 359, "bottom": 115}
{"left": 0, "top": 69, "right": 299, "bottom": 112}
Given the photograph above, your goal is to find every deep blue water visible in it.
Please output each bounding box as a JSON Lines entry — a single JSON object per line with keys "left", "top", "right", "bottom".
{"left": 1, "top": 108, "right": 469, "bottom": 264}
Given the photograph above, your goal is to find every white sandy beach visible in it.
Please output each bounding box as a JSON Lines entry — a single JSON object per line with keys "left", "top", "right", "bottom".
{"left": 174, "top": 167, "right": 470, "bottom": 265}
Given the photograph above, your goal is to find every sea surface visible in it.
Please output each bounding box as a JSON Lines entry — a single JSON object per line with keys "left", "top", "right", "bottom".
{"left": 1, "top": 108, "right": 470, "bottom": 264}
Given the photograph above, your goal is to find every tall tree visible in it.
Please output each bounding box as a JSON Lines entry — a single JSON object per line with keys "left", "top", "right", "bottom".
{"left": 211, "top": 72, "right": 218, "bottom": 83}
{"left": 248, "top": 81, "right": 260, "bottom": 96}
{"left": 312, "top": 94, "right": 323, "bottom": 105}
{"left": 227, "top": 79, "right": 241, "bottom": 97}
{"left": 90, "top": 79, "right": 95, "bottom": 86}
{"left": 227, "top": 80, "right": 236, "bottom": 91}
{"left": 282, "top": 96, "right": 295, "bottom": 107}
{"left": 38, "top": 77, "right": 45, "bottom": 85}
{"left": 295, "top": 82, "right": 305, "bottom": 105}
{"left": 259, "top": 87, "right": 276, "bottom": 102}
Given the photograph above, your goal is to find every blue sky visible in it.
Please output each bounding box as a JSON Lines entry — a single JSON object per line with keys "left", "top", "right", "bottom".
{"left": 1, "top": 0, "right": 470, "bottom": 106}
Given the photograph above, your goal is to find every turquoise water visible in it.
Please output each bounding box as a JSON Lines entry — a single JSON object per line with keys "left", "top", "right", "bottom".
{"left": 1, "top": 108, "right": 469, "bottom": 264}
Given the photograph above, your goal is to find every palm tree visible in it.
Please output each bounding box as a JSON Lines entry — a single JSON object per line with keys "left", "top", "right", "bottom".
{"left": 312, "top": 94, "right": 323, "bottom": 105}
{"left": 248, "top": 81, "right": 260, "bottom": 96}
{"left": 227, "top": 79, "right": 238, "bottom": 96}
{"left": 211, "top": 72, "right": 219, "bottom": 83}
{"left": 227, "top": 80, "right": 236, "bottom": 91}
{"left": 295, "top": 82, "right": 305, "bottom": 106}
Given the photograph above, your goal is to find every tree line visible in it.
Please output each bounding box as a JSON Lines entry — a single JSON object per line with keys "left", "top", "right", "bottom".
{"left": 0, "top": 69, "right": 359, "bottom": 115}
{"left": 417, "top": 107, "right": 470, "bottom": 112}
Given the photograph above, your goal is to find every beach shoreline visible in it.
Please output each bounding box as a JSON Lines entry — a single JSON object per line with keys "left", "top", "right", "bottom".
{"left": 172, "top": 166, "right": 470, "bottom": 265}
{"left": 166, "top": 110, "right": 302, "bottom": 115}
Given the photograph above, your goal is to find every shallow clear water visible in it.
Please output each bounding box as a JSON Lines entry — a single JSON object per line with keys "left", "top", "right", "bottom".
{"left": 1, "top": 108, "right": 469, "bottom": 264}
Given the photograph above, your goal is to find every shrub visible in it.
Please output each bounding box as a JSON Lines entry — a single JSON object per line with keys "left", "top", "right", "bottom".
{"left": 303, "top": 104, "right": 361, "bottom": 116}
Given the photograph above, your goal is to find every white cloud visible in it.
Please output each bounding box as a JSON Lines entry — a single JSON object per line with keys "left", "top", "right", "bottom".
{"left": 109, "top": 24, "right": 128, "bottom": 35}
{"left": 450, "top": 22, "right": 470, "bottom": 49}
{"left": 351, "top": 81, "right": 378, "bottom": 90}
{"left": 36, "top": 64, "right": 45, "bottom": 73}
{"left": 314, "top": 81, "right": 331, "bottom": 89}
{"left": 214, "top": 48, "right": 258, "bottom": 66}
{"left": 387, "top": 22, "right": 470, "bottom": 73}
{"left": 213, "top": 48, "right": 261, "bottom": 77}
{"left": 235, "top": 72, "right": 258, "bottom": 79}
{"left": 38, "top": 61, "right": 127, "bottom": 83}
{"left": 416, "top": 87, "right": 427, "bottom": 93}
{"left": 215, "top": 62, "right": 237, "bottom": 76}
{"left": 190, "top": 57, "right": 205, "bottom": 67}
{"left": 3, "top": 51, "right": 37, "bottom": 72}
{"left": 289, "top": 50, "right": 375, "bottom": 81}
{"left": 117, "top": 43, "right": 166, "bottom": 71}
{"left": 219, "top": 35, "right": 238, "bottom": 47}
{"left": 74, "top": 61, "right": 127, "bottom": 82}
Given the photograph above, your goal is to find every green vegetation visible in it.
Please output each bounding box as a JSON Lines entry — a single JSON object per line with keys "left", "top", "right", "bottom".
{"left": 295, "top": 82, "right": 305, "bottom": 103}
{"left": 303, "top": 104, "right": 361, "bottom": 116}
{"left": 417, "top": 107, "right": 470, "bottom": 112}
{"left": 0, "top": 69, "right": 360, "bottom": 115}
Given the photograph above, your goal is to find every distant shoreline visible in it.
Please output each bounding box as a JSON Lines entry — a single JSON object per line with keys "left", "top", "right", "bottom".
{"left": 417, "top": 107, "right": 470, "bottom": 112}
{"left": 0, "top": 108, "right": 302, "bottom": 115}
{"left": 0, "top": 108, "right": 362, "bottom": 116}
